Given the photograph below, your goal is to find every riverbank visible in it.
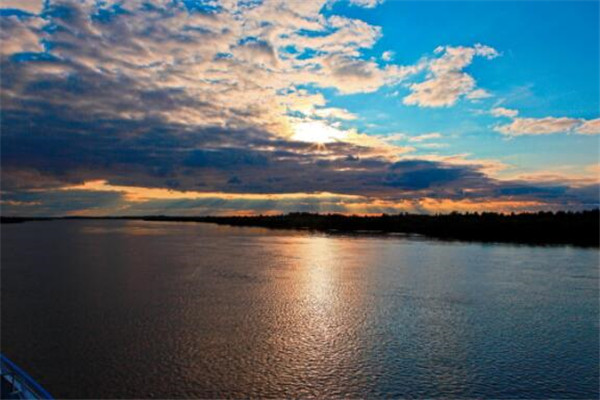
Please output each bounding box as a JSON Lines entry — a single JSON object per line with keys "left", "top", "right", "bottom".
{"left": 2, "top": 209, "right": 598, "bottom": 247}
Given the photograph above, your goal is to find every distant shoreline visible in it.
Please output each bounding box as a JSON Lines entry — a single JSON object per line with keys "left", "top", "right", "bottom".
{"left": 2, "top": 210, "right": 599, "bottom": 247}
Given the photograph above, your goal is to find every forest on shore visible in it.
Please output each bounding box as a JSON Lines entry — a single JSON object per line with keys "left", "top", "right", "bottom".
{"left": 2, "top": 209, "right": 598, "bottom": 247}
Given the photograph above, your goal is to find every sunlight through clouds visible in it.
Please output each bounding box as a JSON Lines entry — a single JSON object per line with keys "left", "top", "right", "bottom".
{"left": 292, "top": 121, "right": 348, "bottom": 144}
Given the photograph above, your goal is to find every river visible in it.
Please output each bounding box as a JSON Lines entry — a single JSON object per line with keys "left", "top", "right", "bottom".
{"left": 1, "top": 220, "right": 598, "bottom": 398}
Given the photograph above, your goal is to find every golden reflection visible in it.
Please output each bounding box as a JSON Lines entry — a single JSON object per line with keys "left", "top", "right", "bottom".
{"left": 257, "top": 234, "right": 374, "bottom": 396}
{"left": 301, "top": 236, "right": 336, "bottom": 307}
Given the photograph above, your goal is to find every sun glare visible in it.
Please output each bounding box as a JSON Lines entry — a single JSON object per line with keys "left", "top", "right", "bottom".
{"left": 292, "top": 121, "right": 347, "bottom": 145}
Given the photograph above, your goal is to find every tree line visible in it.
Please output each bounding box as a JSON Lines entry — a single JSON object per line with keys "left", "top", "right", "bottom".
{"left": 2, "top": 209, "right": 598, "bottom": 247}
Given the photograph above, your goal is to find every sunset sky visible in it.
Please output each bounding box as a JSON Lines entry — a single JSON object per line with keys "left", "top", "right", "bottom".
{"left": 1, "top": 0, "right": 598, "bottom": 216}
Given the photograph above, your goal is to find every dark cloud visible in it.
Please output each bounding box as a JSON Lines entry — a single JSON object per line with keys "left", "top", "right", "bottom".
{"left": 499, "top": 186, "right": 567, "bottom": 197}
{"left": 184, "top": 149, "right": 269, "bottom": 168}
{"left": 1, "top": 189, "right": 124, "bottom": 216}
{"left": 1, "top": 98, "right": 596, "bottom": 210}
{"left": 384, "top": 166, "right": 472, "bottom": 190}
{"left": 227, "top": 176, "right": 242, "bottom": 184}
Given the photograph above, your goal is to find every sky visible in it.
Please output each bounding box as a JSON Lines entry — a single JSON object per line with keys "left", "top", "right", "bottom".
{"left": 0, "top": 0, "right": 598, "bottom": 216}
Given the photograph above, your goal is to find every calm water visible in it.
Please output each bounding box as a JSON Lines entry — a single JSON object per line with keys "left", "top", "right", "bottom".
{"left": 1, "top": 220, "right": 598, "bottom": 399}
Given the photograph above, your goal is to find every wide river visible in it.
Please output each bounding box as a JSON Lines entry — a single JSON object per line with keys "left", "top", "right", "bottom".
{"left": 1, "top": 220, "right": 598, "bottom": 398}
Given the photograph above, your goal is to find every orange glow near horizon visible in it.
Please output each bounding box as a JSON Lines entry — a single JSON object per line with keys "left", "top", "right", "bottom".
{"left": 47, "top": 179, "right": 563, "bottom": 216}
{"left": 58, "top": 180, "right": 363, "bottom": 202}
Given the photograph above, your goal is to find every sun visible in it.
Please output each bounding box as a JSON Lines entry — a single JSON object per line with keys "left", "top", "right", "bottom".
{"left": 292, "top": 121, "right": 347, "bottom": 146}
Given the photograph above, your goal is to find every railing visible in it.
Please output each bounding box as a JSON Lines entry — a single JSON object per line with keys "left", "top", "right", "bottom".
{"left": 0, "top": 355, "right": 53, "bottom": 399}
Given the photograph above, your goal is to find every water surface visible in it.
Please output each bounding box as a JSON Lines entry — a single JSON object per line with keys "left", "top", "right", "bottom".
{"left": 2, "top": 220, "right": 598, "bottom": 398}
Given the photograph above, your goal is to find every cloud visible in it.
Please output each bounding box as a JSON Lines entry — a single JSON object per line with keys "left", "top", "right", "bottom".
{"left": 404, "top": 71, "right": 476, "bottom": 107}
{"left": 313, "top": 107, "right": 358, "bottom": 120}
{"left": 403, "top": 44, "right": 499, "bottom": 107}
{"left": 495, "top": 117, "right": 599, "bottom": 136}
{"left": 0, "top": 101, "right": 532, "bottom": 201}
{"left": 3, "top": 98, "right": 591, "bottom": 215}
{"left": 505, "top": 169, "right": 599, "bottom": 188}
{"left": 0, "top": 0, "right": 43, "bottom": 14}
{"left": 407, "top": 132, "right": 442, "bottom": 142}
{"left": 490, "top": 105, "right": 598, "bottom": 136}
{"left": 0, "top": 199, "right": 42, "bottom": 206}
{"left": 418, "top": 143, "right": 448, "bottom": 149}
{"left": 2, "top": 179, "right": 563, "bottom": 217}
{"left": 347, "top": 0, "right": 384, "bottom": 8}
{"left": 0, "top": 0, "right": 427, "bottom": 136}
{"left": 465, "top": 88, "right": 491, "bottom": 100}
{"left": 278, "top": 90, "right": 327, "bottom": 115}
{"left": 317, "top": 54, "right": 391, "bottom": 94}
{"left": 495, "top": 117, "right": 579, "bottom": 135}
{"left": 382, "top": 133, "right": 407, "bottom": 142}
{"left": 575, "top": 118, "right": 600, "bottom": 135}
{"left": 233, "top": 40, "right": 279, "bottom": 67}
{"left": 385, "top": 160, "right": 475, "bottom": 189}
{"left": 490, "top": 107, "right": 519, "bottom": 118}
{"left": 0, "top": 15, "right": 45, "bottom": 55}
{"left": 381, "top": 50, "right": 394, "bottom": 61}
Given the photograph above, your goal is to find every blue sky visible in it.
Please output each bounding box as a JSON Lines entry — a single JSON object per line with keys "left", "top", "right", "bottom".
{"left": 326, "top": 1, "right": 599, "bottom": 168}
{"left": 0, "top": 0, "right": 598, "bottom": 216}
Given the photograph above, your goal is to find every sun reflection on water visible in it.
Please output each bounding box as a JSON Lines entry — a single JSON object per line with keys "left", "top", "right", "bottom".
{"left": 255, "top": 234, "right": 375, "bottom": 397}
{"left": 302, "top": 236, "right": 337, "bottom": 307}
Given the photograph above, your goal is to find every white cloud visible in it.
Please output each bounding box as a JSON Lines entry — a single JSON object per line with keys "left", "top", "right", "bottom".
{"left": 495, "top": 117, "right": 583, "bottom": 136}
{"left": 403, "top": 44, "right": 499, "bottom": 107}
{"left": 382, "top": 132, "right": 444, "bottom": 145}
{"left": 408, "top": 132, "right": 443, "bottom": 142}
{"left": 382, "top": 50, "right": 394, "bottom": 61}
{"left": 347, "top": 0, "right": 384, "bottom": 8}
{"left": 418, "top": 142, "right": 449, "bottom": 149}
{"left": 314, "top": 107, "right": 358, "bottom": 120}
{"left": 429, "top": 44, "right": 498, "bottom": 75}
{"left": 466, "top": 88, "right": 492, "bottom": 100}
{"left": 287, "top": 15, "right": 382, "bottom": 55}
{"left": 404, "top": 71, "right": 476, "bottom": 107}
{"left": 383, "top": 133, "right": 408, "bottom": 142}
{"left": 279, "top": 90, "right": 327, "bottom": 115}
{"left": 575, "top": 118, "right": 600, "bottom": 135}
{"left": 492, "top": 109, "right": 598, "bottom": 136}
{"left": 490, "top": 107, "right": 519, "bottom": 118}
